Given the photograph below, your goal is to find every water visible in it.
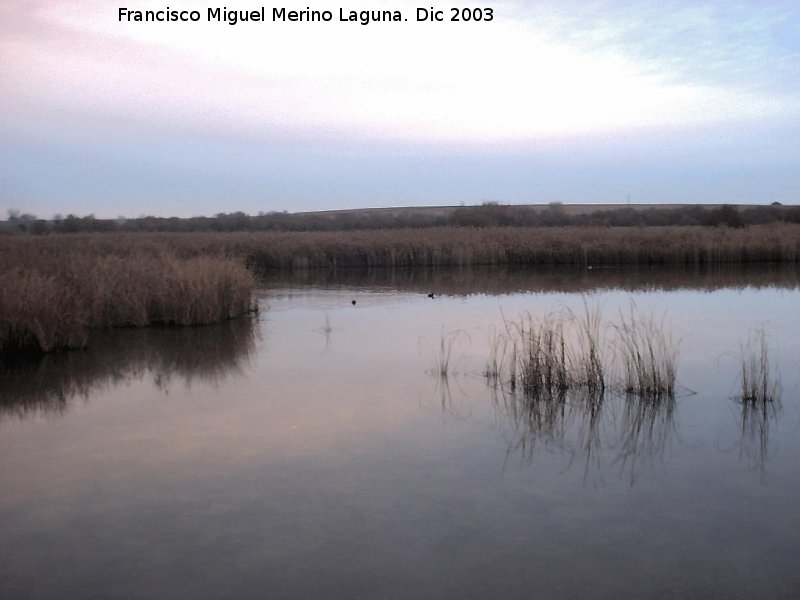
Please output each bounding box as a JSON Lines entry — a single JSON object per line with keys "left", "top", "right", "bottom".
{"left": 2, "top": 266, "right": 800, "bottom": 599}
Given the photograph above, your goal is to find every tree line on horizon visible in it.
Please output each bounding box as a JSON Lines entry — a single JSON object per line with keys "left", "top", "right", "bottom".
{"left": 2, "top": 202, "right": 797, "bottom": 235}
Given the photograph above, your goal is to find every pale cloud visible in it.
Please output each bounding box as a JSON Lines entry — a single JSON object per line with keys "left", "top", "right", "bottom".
{"left": 2, "top": 0, "right": 796, "bottom": 145}
{"left": 1, "top": 0, "right": 798, "bottom": 217}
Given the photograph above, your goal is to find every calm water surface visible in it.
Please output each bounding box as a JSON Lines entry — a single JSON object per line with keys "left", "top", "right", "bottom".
{"left": 2, "top": 267, "right": 800, "bottom": 599}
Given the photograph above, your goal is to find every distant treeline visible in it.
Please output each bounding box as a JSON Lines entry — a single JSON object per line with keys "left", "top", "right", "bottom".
{"left": 2, "top": 202, "right": 797, "bottom": 234}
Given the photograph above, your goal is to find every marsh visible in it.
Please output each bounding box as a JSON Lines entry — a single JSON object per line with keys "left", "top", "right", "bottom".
{"left": 1, "top": 265, "right": 799, "bottom": 599}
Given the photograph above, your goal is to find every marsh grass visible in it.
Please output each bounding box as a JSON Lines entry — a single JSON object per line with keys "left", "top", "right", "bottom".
{"left": 486, "top": 302, "right": 678, "bottom": 401}
{"left": 569, "top": 302, "right": 606, "bottom": 395}
{"left": 5, "top": 225, "right": 800, "bottom": 274}
{"left": 0, "top": 245, "right": 257, "bottom": 358}
{"left": 613, "top": 304, "right": 679, "bottom": 399}
{"left": 486, "top": 306, "right": 608, "bottom": 401}
{"left": 738, "top": 329, "right": 780, "bottom": 404}
{"left": 428, "top": 329, "right": 469, "bottom": 378}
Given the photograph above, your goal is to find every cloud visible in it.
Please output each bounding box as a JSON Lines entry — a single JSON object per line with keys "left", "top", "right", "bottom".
{"left": 3, "top": 0, "right": 797, "bottom": 146}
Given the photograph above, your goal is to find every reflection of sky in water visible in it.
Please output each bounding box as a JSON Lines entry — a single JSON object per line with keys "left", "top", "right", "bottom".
{"left": 1, "top": 275, "right": 800, "bottom": 598}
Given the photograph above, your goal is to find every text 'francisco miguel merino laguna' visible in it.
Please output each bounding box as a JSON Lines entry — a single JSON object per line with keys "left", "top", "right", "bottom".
{"left": 118, "top": 6, "right": 495, "bottom": 26}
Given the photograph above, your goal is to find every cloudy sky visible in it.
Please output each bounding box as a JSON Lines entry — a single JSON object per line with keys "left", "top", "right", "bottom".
{"left": 1, "top": 0, "right": 799, "bottom": 218}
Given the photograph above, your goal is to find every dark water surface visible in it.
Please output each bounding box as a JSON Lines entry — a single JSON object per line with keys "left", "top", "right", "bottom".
{"left": 2, "top": 266, "right": 800, "bottom": 599}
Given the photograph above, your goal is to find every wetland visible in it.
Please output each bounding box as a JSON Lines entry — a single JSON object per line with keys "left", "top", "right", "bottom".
{"left": 2, "top": 264, "right": 800, "bottom": 599}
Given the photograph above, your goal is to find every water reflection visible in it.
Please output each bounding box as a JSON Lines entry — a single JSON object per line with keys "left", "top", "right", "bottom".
{"left": 736, "top": 395, "right": 782, "bottom": 481}
{"left": 264, "top": 263, "right": 800, "bottom": 296}
{"left": 0, "top": 318, "right": 256, "bottom": 420}
{"left": 614, "top": 394, "right": 677, "bottom": 485}
{"left": 490, "top": 386, "right": 678, "bottom": 486}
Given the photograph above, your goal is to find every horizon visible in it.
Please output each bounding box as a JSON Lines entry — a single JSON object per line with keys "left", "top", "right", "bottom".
{"left": 4, "top": 200, "right": 793, "bottom": 224}
{"left": 2, "top": 1, "right": 799, "bottom": 218}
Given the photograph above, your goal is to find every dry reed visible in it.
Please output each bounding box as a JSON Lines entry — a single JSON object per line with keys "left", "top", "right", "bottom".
{"left": 613, "top": 304, "right": 679, "bottom": 399}
{"left": 429, "top": 329, "right": 468, "bottom": 378}
{"left": 488, "top": 308, "right": 607, "bottom": 400}
{"left": 739, "top": 329, "right": 780, "bottom": 403}
{"left": 1, "top": 242, "right": 256, "bottom": 357}
{"left": 486, "top": 302, "right": 678, "bottom": 400}
{"left": 5, "top": 224, "right": 800, "bottom": 274}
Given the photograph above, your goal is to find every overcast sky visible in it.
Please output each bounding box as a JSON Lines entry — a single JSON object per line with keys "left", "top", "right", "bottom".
{"left": 1, "top": 0, "right": 799, "bottom": 218}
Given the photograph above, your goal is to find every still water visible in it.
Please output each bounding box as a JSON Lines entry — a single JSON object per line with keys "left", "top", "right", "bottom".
{"left": 2, "top": 266, "right": 800, "bottom": 599}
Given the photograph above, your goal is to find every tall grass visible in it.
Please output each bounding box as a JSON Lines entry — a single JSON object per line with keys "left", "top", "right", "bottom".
{"left": 487, "top": 308, "right": 606, "bottom": 400}
{"left": 5, "top": 225, "right": 800, "bottom": 274}
{"left": 739, "top": 329, "right": 780, "bottom": 403}
{"left": 733, "top": 330, "right": 781, "bottom": 479}
{"left": 1, "top": 244, "right": 257, "bottom": 357}
{"left": 429, "top": 329, "right": 468, "bottom": 378}
{"left": 570, "top": 303, "right": 606, "bottom": 395}
{"left": 513, "top": 313, "right": 569, "bottom": 397}
{"left": 486, "top": 303, "right": 678, "bottom": 400}
{"left": 613, "top": 304, "right": 679, "bottom": 399}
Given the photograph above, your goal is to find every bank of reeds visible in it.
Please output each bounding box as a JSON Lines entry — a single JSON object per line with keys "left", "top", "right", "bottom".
{"left": 1, "top": 245, "right": 256, "bottom": 357}
{"left": 3, "top": 224, "right": 795, "bottom": 356}
{"left": 4, "top": 225, "right": 800, "bottom": 274}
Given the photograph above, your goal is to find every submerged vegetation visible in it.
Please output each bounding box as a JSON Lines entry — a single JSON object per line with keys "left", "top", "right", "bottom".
{"left": 0, "top": 238, "right": 256, "bottom": 358}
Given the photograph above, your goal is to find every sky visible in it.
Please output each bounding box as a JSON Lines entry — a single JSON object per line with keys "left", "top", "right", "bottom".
{"left": 1, "top": 0, "right": 799, "bottom": 218}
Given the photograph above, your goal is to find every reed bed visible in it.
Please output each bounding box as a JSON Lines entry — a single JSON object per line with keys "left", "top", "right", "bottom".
{"left": 1, "top": 243, "right": 256, "bottom": 357}
{"left": 2, "top": 224, "right": 794, "bottom": 356}
{"left": 4, "top": 224, "right": 800, "bottom": 274}
{"left": 191, "top": 224, "right": 800, "bottom": 270}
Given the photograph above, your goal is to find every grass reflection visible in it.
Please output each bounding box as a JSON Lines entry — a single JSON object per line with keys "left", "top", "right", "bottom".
{"left": 735, "top": 392, "right": 782, "bottom": 481}
{"left": 489, "top": 383, "right": 678, "bottom": 486}
{"left": 0, "top": 317, "right": 257, "bottom": 420}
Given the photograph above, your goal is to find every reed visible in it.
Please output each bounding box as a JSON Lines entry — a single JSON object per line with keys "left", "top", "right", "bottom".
{"left": 429, "top": 329, "right": 468, "bottom": 378}
{"left": 613, "top": 304, "right": 679, "bottom": 399}
{"left": 5, "top": 224, "right": 800, "bottom": 274}
{"left": 569, "top": 302, "right": 606, "bottom": 395}
{"left": 739, "top": 329, "right": 780, "bottom": 403}
{"left": 1, "top": 245, "right": 257, "bottom": 358}
{"left": 486, "top": 302, "right": 680, "bottom": 400}
{"left": 515, "top": 313, "right": 570, "bottom": 398}
{"left": 487, "top": 308, "right": 608, "bottom": 400}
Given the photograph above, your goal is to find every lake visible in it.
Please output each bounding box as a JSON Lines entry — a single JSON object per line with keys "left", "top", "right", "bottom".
{"left": 2, "top": 265, "right": 799, "bottom": 599}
